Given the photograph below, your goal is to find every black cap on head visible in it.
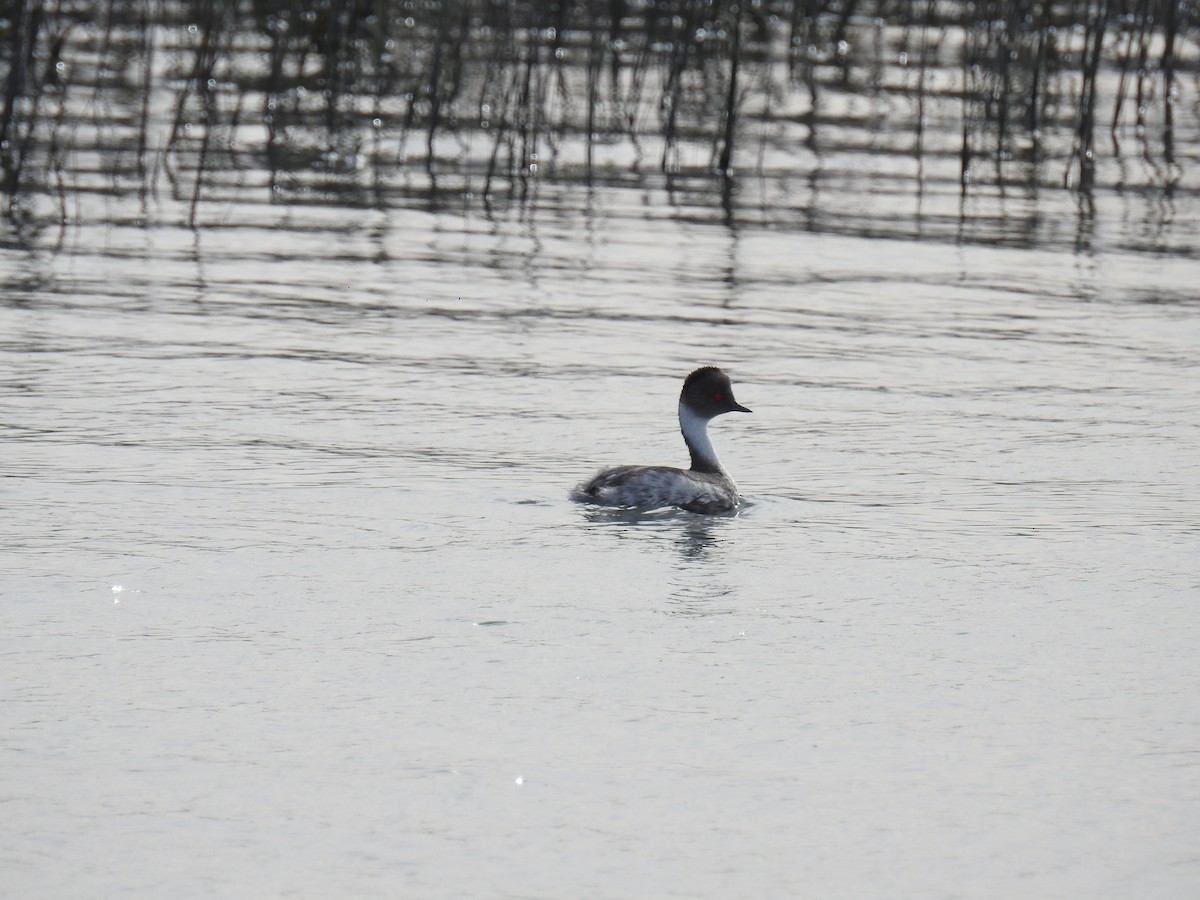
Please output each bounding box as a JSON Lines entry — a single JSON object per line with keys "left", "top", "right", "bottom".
{"left": 681, "top": 366, "right": 751, "bottom": 418}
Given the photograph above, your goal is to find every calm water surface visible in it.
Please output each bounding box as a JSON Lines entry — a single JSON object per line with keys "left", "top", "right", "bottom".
{"left": 3, "top": 179, "right": 1199, "bottom": 897}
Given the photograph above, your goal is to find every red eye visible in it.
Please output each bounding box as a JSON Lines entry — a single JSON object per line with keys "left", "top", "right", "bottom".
{"left": 713, "top": 392, "right": 723, "bottom": 401}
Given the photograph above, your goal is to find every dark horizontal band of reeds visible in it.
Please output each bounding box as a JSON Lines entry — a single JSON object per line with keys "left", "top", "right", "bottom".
{"left": 1, "top": 0, "right": 1193, "bottom": 219}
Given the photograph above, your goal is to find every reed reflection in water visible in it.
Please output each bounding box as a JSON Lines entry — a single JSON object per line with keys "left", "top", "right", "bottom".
{"left": 1, "top": 0, "right": 1196, "bottom": 249}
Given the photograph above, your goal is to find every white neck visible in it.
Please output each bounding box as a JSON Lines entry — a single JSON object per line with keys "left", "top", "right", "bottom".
{"left": 679, "top": 402, "right": 722, "bottom": 472}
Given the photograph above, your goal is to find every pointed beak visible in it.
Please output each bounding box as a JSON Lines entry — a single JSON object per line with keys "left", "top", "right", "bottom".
{"left": 733, "top": 402, "right": 752, "bottom": 413}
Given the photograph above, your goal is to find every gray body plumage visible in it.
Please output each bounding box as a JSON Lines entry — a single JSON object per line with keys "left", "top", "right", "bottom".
{"left": 572, "top": 464, "right": 741, "bottom": 514}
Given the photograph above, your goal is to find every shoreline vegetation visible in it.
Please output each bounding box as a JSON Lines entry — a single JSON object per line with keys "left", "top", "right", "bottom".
{"left": 1, "top": 0, "right": 1194, "bottom": 224}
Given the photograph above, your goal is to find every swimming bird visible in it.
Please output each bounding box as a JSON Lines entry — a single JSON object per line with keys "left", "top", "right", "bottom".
{"left": 571, "top": 366, "right": 751, "bottom": 514}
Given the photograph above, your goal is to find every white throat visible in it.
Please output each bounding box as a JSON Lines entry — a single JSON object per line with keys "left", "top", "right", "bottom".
{"left": 679, "top": 401, "right": 722, "bottom": 472}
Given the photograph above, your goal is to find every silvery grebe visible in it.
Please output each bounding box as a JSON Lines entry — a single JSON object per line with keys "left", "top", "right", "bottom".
{"left": 571, "top": 366, "right": 751, "bottom": 514}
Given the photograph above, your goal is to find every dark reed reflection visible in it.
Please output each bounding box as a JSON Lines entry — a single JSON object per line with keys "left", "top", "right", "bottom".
{"left": 1, "top": 0, "right": 1193, "bottom": 236}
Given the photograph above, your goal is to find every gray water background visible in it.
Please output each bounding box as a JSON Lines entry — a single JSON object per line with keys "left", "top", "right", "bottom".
{"left": 3, "top": 10, "right": 1200, "bottom": 899}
